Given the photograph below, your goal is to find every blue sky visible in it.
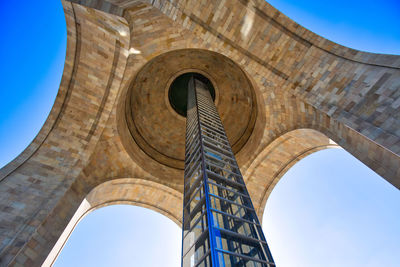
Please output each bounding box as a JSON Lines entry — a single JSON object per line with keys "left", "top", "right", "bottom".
{"left": 267, "top": 0, "right": 400, "bottom": 54}
{"left": 0, "top": 1, "right": 66, "bottom": 168}
{"left": 0, "top": 0, "right": 399, "bottom": 266}
{"left": 55, "top": 206, "right": 182, "bottom": 267}
{"left": 263, "top": 149, "right": 400, "bottom": 267}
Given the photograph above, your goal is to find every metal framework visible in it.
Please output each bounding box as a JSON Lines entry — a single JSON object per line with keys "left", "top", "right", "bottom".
{"left": 182, "top": 76, "right": 275, "bottom": 267}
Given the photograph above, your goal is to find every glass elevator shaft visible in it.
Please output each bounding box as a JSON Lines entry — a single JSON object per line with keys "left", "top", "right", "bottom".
{"left": 182, "top": 76, "right": 275, "bottom": 267}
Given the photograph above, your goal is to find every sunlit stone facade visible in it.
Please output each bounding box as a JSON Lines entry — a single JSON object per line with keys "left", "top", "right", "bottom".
{"left": 0, "top": 0, "right": 399, "bottom": 266}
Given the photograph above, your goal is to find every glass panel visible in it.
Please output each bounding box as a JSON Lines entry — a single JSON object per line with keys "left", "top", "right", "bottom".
{"left": 209, "top": 195, "right": 253, "bottom": 217}
{"left": 183, "top": 237, "right": 210, "bottom": 267}
{"left": 185, "top": 168, "right": 202, "bottom": 192}
{"left": 196, "top": 254, "right": 211, "bottom": 267}
{"left": 208, "top": 180, "right": 245, "bottom": 197}
{"left": 205, "top": 164, "right": 243, "bottom": 184}
{"left": 216, "top": 251, "right": 267, "bottom": 267}
{"left": 185, "top": 182, "right": 204, "bottom": 207}
{"left": 184, "top": 200, "right": 206, "bottom": 231}
{"left": 210, "top": 210, "right": 261, "bottom": 240}
{"left": 185, "top": 154, "right": 202, "bottom": 179}
{"left": 214, "top": 233, "right": 265, "bottom": 261}
{"left": 208, "top": 185, "right": 251, "bottom": 209}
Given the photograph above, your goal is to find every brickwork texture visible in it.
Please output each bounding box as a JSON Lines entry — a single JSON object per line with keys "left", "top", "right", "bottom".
{"left": 0, "top": 0, "right": 399, "bottom": 266}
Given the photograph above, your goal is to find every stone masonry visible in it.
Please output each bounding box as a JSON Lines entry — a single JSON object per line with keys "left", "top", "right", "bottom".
{"left": 0, "top": 0, "right": 399, "bottom": 266}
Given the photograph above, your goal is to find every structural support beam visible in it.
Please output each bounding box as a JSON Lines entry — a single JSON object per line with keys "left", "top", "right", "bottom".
{"left": 182, "top": 76, "right": 275, "bottom": 266}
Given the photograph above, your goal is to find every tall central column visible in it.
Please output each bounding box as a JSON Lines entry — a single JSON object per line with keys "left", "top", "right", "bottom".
{"left": 182, "top": 76, "right": 275, "bottom": 267}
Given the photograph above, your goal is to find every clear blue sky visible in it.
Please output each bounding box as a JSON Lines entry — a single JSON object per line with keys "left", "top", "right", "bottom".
{"left": 0, "top": 1, "right": 66, "bottom": 168}
{"left": 263, "top": 149, "right": 400, "bottom": 267}
{"left": 55, "top": 206, "right": 182, "bottom": 267}
{"left": 0, "top": 0, "right": 399, "bottom": 267}
{"left": 267, "top": 0, "right": 400, "bottom": 54}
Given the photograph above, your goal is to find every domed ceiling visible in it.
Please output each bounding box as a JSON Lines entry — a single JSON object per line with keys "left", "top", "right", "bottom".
{"left": 124, "top": 49, "right": 257, "bottom": 169}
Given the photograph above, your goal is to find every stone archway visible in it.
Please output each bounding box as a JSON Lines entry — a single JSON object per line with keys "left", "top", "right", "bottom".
{"left": 244, "top": 128, "right": 340, "bottom": 220}
{"left": 1, "top": 0, "right": 399, "bottom": 266}
{"left": 42, "top": 178, "right": 182, "bottom": 266}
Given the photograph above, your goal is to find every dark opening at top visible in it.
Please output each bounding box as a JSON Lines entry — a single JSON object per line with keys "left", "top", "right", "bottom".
{"left": 168, "top": 72, "right": 215, "bottom": 117}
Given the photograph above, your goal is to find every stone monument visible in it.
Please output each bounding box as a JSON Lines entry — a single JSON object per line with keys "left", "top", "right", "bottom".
{"left": 0, "top": 0, "right": 399, "bottom": 266}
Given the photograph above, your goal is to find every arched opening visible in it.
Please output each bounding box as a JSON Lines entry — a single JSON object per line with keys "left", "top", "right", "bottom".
{"left": 262, "top": 148, "right": 400, "bottom": 266}
{"left": 42, "top": 178, "right": 183, "bottom": 266}
{"left": 53, "top": 205, "right": 181, "bottom": 267}
{"left": 243, "top": 128, "right": 340, "bottom": 218}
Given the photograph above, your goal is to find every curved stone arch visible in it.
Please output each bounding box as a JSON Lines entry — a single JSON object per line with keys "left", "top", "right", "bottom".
{"left": 70, "top": 0, "right": 400, "bottom": 68}
{"left": 244, "top": 128, "right": 340, "bottom": 221}
{"left": 0, "top": 3, "right": 131, "bottom": 265}
{"left": 2, "top": 0, "right": 399, "bottom": 265}
{"left": 42, "top": 178, "right": 182, "bottom": 266}
{"left": 86, "top": 178, "right": 183, "bottom": 224}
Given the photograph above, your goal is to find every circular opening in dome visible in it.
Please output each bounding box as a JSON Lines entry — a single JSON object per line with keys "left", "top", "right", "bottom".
{"left": 168, "top": 72, "right": 215, "bottom": 117}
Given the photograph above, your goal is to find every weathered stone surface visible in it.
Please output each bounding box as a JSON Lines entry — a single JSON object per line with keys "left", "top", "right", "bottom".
{"left": 0, "top": 0, "right": 399, "bottom": 266}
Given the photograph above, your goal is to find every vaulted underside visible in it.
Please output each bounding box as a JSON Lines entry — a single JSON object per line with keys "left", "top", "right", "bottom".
{"left": 0, "top": 0, "right": 399, "bottom": 265}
